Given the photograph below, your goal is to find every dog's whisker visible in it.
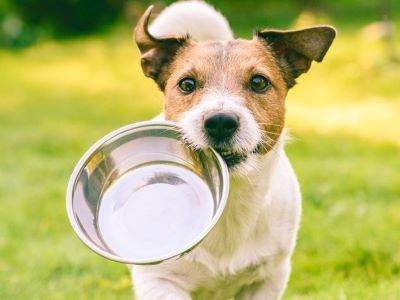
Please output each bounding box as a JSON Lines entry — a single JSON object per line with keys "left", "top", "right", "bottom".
{"left": 258, "top": 122, "right": 284, "bottom": 126}
{"left": 263, "top": 134, "right": 277, "bottom": 142}
{"left": 260, "top": 136, "right": 286, "bottom": 161}
{"left": 258, "top": 123, "right": 284, "bottom": 128}
{"left": 259, "top": 129, "right": 282, "bottom": 136}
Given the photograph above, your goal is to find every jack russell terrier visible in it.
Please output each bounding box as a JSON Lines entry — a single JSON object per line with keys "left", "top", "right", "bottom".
{"left": 131, "top": 1, "right": 335, "bottom": 299}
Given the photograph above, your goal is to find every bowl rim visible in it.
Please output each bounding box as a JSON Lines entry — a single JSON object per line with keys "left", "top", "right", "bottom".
{"left": 66, "top": 120, "right": 230, "bottom": 264}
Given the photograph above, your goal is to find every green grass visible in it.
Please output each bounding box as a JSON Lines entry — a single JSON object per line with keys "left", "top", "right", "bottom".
{"left": 0, "top": 4, "right": 400, "bottom": 299}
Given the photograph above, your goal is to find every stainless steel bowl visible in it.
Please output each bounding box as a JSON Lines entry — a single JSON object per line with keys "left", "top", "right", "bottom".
{"left": 66, "top": 121, "right": 229, "bottom": 265}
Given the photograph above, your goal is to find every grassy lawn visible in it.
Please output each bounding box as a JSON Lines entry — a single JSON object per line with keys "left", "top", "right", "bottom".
{"left": 0, "top": 2, "right": 399, "bottom": 299}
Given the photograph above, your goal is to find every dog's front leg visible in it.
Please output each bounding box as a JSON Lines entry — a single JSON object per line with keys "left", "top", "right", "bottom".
{"left": 131, "top": 267, "right": 191, "bottom": 300}
{"left": 235, "top": 259, "right": 291, "bottom": 300}
{"left": 132, "top": 277, "right": 191, "bottom": 300}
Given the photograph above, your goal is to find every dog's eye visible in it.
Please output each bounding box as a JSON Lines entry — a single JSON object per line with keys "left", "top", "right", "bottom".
{"left": 250, "top": 75, "right": 271, "bottom": 93}
{"left": 178, "top": 77, "right": 196, "bottom": 94}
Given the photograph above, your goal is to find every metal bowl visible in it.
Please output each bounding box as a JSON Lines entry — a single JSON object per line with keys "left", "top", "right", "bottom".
{"left": 66, "top": 121, "right": 229, "bottom": 265}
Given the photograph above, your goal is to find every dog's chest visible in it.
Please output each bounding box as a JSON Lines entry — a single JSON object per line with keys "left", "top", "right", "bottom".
{"left": 186, "top": 206, "right": 283, "bottom": 299}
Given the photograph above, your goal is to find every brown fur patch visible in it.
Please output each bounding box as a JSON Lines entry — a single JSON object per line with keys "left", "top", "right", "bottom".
{"left": 163, "top": 38, "right": 288, "bottom": 152}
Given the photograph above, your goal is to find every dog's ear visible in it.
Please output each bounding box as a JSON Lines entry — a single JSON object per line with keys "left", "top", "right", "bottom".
{"left": 134, "top": 5, "right": 189, "bottom": 90}
{"left": 257, "top": 26, "right": 336, "bottom": 87}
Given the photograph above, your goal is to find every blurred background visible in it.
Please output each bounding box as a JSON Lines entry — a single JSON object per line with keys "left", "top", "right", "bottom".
{"left": 0, "top": 0, "right": 399, "bottom": 299}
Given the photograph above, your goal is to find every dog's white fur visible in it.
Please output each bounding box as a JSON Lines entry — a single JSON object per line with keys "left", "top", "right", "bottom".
{"left": 131, "top": 1, "right": 301, "bottom": 299}
{"left": 149, "top": 0, "right": 233, "bottom": 41}
{"left": 180, "top": 91, "right": 262, "bottom": 155}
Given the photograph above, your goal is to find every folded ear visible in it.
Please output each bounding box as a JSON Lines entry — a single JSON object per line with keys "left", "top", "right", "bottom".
{"left": 257, "top": 26, "right": 336, "bottom": 87}
{"left": 134, "top": 5, "right": 189, "bottom": 90}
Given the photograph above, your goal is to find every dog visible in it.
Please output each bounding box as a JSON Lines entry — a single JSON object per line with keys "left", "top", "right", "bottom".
{"left": 131, "top": 1, "right": 335, "bottom": 299}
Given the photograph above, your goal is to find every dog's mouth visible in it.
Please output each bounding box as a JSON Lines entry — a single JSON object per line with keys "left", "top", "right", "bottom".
{"left": 214, "top": 144, "right": 262, "bottom": 168}
{"left": 215, "top": 148, "right": 247, "bottom": 167}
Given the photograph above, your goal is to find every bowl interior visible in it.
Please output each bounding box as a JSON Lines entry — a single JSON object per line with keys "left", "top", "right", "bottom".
{"left": 67, "top": 122, "right": 228, "bottom": 264}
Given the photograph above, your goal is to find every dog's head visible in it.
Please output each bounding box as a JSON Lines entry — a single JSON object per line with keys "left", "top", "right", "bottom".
{"left": 135, "top": 6, "right": 335, "bottom": 171}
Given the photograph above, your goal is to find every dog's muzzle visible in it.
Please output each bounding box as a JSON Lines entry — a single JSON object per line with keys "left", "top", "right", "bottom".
{"left": 203, "top": 113, "right": 248, "bottom": 167}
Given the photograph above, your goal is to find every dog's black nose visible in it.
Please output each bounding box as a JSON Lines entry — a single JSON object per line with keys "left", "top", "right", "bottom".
{"left": 204, "top": 113, "right": 239, "bottom": 142}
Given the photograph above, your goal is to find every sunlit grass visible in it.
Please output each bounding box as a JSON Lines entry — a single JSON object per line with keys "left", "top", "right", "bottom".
{"left": 287, "top": 99, "right": 400, "bottom": 146}
{"left": 0, "top": 22, "right": 399, "bottom": 299}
